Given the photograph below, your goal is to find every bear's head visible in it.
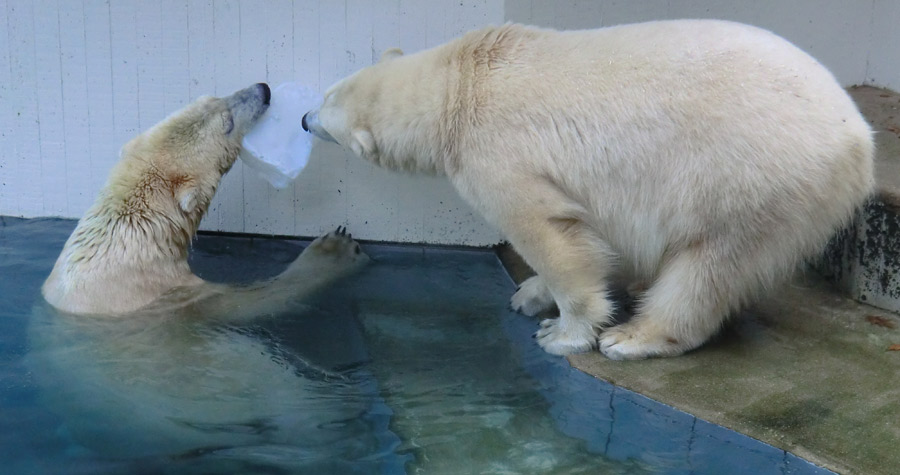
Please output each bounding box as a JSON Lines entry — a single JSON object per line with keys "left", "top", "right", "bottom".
{"left": 109, "top": 83, "right": 270, "bottom": 226}
{"left": 302, "top": 48, "right": 452, "bottom": 175}
{"left": 41, "top": 84, "right": 271, "bottom": 315}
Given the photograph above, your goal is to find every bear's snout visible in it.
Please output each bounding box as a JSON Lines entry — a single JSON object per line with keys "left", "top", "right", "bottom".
{"left": 300, "top": 110, "right": 338, "bottom": 143}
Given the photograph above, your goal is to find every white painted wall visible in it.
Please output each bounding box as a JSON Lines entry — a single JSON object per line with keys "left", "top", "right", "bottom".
{"left": 867, "top": 0, "right": 900, "bottom": 90}
{"left": 0, "top": 0, "right": 505, "bottom": 245}
{"left": 1, "top": 0, "right": 897, "bottom": 245}
{"left": 505, "top": 0, "right": 899, "bottom": 89}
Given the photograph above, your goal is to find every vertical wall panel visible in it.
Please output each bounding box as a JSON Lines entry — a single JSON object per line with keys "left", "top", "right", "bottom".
{"left": 83, "top": 0, "right": 116, "bottom": 197}
{"left": 186, "top": 1, "right": 216, "bottom": 100}
{"left": 134, "top": 1, "right": 166, "bottom": 129}
{"left": 867, "top": 0, "right": 900, "bottom": 89}
{"left": 238, "top": 0, "right": 293, "bottom": 236}
{"left": 159, "top": 0, "right": 190, "bottom": 114}
{"left": 57, "top": 0, "right": 92, "bottom": 215}
{"left": 32, "top": 0, "right": 67, "bottom": 216}
{"left": 0, "top": 0, "right": 13, "bottom": 213}
{"left": 290, "top": 0, "right": 324, "bottom": 236}
{"left": 253, "top": 0, "right": 295, "bottom": 236}
{"left": 108, "top": 1, "right": 140, "bottom": 156}
{"left": 6, "top": 0, "right": 43, "bottom": 216}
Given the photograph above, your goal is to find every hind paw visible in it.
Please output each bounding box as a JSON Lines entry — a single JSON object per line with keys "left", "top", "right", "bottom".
{"left": 598, "top": 323, "right": 687, "bottom": 360}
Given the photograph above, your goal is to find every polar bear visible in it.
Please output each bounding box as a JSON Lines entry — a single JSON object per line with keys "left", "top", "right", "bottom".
{"left": 30, "top": 84, "right": 382, "bottom": 467}
{"left": 43, "top": 83, "right": 367, "bottom": 317}
{"left": 302, "top": 20, "right": 875, "bottom": 360}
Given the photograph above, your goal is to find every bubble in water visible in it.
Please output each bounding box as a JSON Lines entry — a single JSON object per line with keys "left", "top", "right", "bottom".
{"left": 240, "top": 82, "right": 322, "bottom": 188}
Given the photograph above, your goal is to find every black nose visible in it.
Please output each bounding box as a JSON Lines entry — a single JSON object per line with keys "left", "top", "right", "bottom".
{"left": 257, "top": 83, "right": 271, "bottom": 105}
{"left": 301, "top": 112, "right": 309, "bottom": 132}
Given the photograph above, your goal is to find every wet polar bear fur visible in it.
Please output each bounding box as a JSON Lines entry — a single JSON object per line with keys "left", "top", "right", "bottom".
{"left": 32, "top": 85, "right": 373, "bottom": 465}
{"left": 43, "top": 83, "right": 368, "bottom": 317}
{"left": 304, "top": 20, "right": 874, "bottom": 360}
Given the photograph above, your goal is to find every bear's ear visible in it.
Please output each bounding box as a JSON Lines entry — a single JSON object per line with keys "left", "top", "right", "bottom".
{"left": 350, "top": 129, "right": 377, "bottom": 159}
{"left": 380, "top": 48, "right": 403, "bottom": 63}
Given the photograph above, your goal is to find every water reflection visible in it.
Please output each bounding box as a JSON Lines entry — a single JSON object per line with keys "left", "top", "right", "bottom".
{"left": 17, "top": 221, "right": 402, "bottom": 473}
{"left": 1, "top": 218, "right": 830, "bottom": 474}
{"left": 314, "top": 245, "right": 642, "bottom": 474}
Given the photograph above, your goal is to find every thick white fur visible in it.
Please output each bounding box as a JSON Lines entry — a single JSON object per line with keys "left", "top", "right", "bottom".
{"left": 42, "top": 85, "right": 368, "bottom": 317}
{"left": 310, "top": 20, "right": 874, "bottom": 359}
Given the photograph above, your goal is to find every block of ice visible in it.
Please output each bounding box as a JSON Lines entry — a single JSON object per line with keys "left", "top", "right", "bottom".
{"left": 240, "top": 82, "right": 322, "bottom": 188}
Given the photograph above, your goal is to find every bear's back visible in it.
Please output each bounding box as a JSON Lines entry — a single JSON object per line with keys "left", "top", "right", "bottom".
{"left": 467, "top": 20, "right": 851, "bottom": 119}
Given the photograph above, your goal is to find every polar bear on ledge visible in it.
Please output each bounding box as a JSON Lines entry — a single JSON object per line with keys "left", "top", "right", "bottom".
{"left": 302, "top": 20, "right": 874, "bottom": 360}
{"left": 43, "top": 83, "right": 367, "bottom": 318}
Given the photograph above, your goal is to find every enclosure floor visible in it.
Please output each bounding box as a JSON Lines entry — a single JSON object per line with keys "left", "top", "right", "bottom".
{"left": 500, "top": 247, "right": 899, "bottom": 475}
{"left": 499, "top": 87, "right": 900, "bottom": 475}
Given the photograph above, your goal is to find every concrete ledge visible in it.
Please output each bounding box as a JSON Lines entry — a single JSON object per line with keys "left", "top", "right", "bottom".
{"left": 820, "top": 87, "right": 900, "bottom": 313}
{"left": 499, "top": 244, "right": 899, "bottom": 475}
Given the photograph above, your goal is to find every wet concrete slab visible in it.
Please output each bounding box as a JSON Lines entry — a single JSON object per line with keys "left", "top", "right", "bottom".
{"left": 571, "top": 274, "right": 899, "bottom": 475}
{"left": 501, "top": 247, "right": 899, "bottom": 474}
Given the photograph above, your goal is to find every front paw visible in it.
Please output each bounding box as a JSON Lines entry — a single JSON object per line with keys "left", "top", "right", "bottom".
{"left": 297, "top": 226, "right": 369, "bottom": 267}
{"left": 534, "top": 317, "right": 598, "bottom": 355}
{"left": 510, "top": 276, "right": 556, "bottom": 316}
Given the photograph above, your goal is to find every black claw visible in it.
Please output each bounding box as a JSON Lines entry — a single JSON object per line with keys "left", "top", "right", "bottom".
{"left": 532, "top": 333, "right": 537, "bottom": 339}
{"left": 335, "top": 226, "right": 342, "bottom": 234}
{"left": 347, "top": 233, "right": 352, "bottom": 239}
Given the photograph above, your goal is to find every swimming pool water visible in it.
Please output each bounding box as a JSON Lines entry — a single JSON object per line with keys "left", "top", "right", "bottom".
{"left": 0, "top": 216, "right": 831, "bottom": 474}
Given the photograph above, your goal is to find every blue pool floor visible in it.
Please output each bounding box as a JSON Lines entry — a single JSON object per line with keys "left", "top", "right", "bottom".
{"left": 0, "top": 216, "right": 832, "bottom": 474}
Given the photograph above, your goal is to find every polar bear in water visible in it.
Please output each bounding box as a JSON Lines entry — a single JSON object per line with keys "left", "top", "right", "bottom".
{"left": 30, "top": 84, "right": 384, "bottom": 470}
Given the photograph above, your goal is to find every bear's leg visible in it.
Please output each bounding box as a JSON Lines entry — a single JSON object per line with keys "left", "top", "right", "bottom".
{"left": 282, "top": 226, "right": 367, "bottom": 276}
{"left": 197, "top": 228, "right": 368, "bottom": 323}
{"left": 506, "top": 218, "right": 617, "bottom": 355}
{"left": 453, "top": 168, "right": 616, "bottom": 354}
{"left": 598, "top": 242, "right": 739, "bottom": 360}
{"left": 510, "top": 275, "right": 556, "bottom": 316}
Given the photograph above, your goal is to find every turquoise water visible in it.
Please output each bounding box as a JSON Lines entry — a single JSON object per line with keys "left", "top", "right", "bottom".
{"left": 0, "top": 217, "right": 831, "bottom": 474}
